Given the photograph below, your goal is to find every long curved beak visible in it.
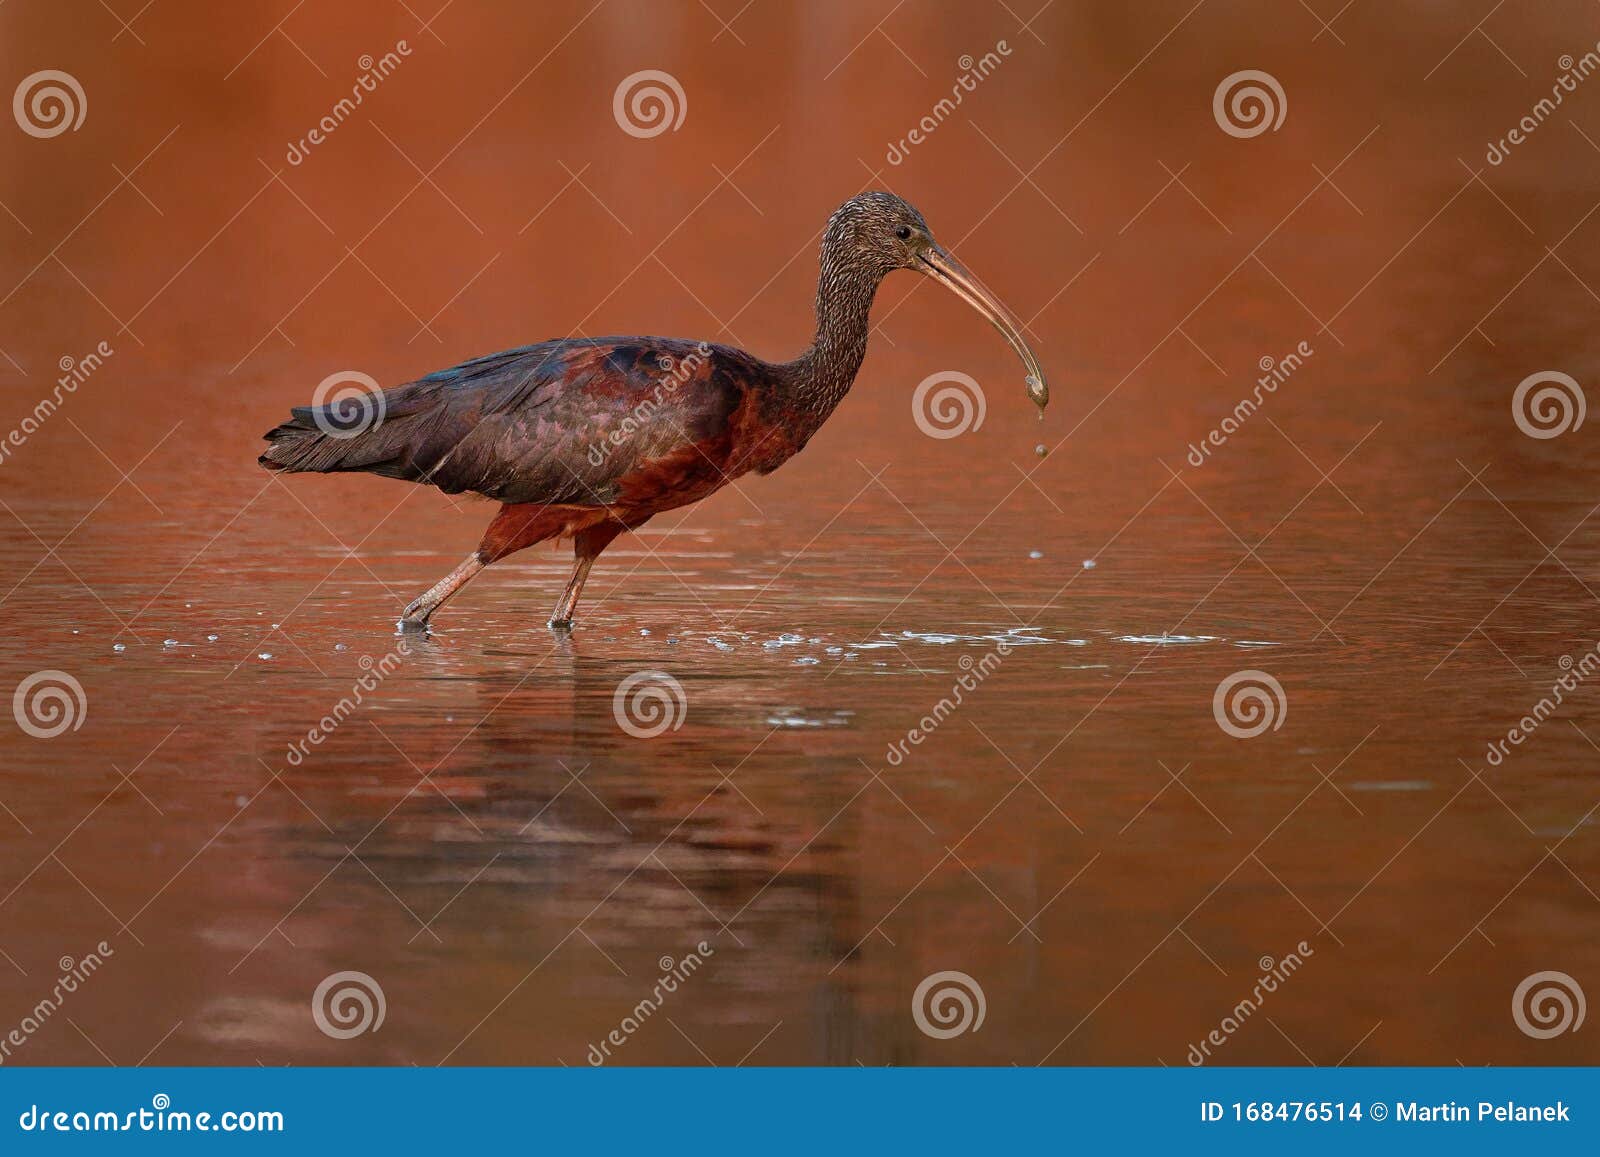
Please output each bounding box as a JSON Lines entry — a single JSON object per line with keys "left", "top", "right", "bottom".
{"left": 918, "top": 245, "right": 1048, "bottom": 411}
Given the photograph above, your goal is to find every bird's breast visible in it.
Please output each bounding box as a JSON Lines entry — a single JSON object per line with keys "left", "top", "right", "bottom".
{"left": 729, "top": 389, "right": 820, "bottom": 476}
{"left": 597, "top": 384, "right": 813, "bottom": 519}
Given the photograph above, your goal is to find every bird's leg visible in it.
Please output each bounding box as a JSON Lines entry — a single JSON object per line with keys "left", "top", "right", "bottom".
{"left": 548, "top": 557, "right": 595, "bottom": 630}
{"left": 400, "top": 553, "right": 485, "bottom": 629}
{"left": 549, "top": 522, "right": 627, "bottom": 629}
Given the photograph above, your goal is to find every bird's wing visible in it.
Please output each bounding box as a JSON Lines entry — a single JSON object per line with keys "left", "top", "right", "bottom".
{"left": 260, "top": 338, "right": 758, "bottom": 506}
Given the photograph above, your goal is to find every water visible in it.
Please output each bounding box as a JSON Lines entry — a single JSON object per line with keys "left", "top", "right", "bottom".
{"left": 4, "top": 1, "right": 1600, "bottom": 1068}
{"left": 4, "top": 468, "right": 1597, "bottom": 1066}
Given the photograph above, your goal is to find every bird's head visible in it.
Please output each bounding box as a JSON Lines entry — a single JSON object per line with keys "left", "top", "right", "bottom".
{"left": 823, "top": 191, "right": 1048, "bottom": 410}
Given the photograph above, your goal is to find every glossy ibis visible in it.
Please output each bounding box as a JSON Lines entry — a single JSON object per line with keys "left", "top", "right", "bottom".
{"left": 260, "top": 192, "right": 1048, "bottom": 630}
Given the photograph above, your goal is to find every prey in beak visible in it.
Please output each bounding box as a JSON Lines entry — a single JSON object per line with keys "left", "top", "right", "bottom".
{"left": 917, "top": 245, "right": 1049, "bottom": 413}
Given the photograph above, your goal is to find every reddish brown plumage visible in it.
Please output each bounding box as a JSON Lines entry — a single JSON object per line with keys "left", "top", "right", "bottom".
{"left": 477, "top": 503, "right": 607, "bottom": 565}
{"left": 258, "top": 192, "right": 1047, "bottom": 629}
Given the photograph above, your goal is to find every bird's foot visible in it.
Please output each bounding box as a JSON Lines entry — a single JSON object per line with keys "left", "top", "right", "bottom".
{"left": 397, "top": 599, "right": 434, "bottom": 633}
{"left": 547, "top": 616, "right": 573, "bottom": 632}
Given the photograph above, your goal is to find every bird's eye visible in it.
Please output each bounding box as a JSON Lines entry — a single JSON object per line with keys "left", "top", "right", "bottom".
{"left": 895, "top": 225, "right": 912, "bottom": 241}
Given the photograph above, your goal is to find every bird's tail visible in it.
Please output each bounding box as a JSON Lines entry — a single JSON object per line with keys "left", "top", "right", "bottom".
{"left": 259, "top": 383, "right": 442, "bottom": 479}
{"left": 258, "top": 406, "right": 354, "bottom": 474}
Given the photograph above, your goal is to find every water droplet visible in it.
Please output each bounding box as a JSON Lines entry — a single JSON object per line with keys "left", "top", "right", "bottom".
{"left": 234, "top": 795, "right": 249, "bottom": 808}
{"left": 257, "top": 652, "right": 273, "bottom": 661}
{"left": 640, "top": 628, "right": 651, "bottom": 636}
{"left": 1082, "top": 559, "right": 1096, "bottom": 569}
{"left": 112, "top": 643, "right": 126, "bottom": 653}
{"left": 206, "top": 634, "right": 219, "bottom": 642}
{"left": 794, "top": 656, "right": 820, "bottom": 665}
{"left": 1028, "top": 550, "right": 1043, "bottom": 560}
{"left": 334, "top": 643, "right": 348, "bottom": 652}
{"left": 270, "top": 622, "right": 280, "bottom": 630}
{"left": 1034, "top": 444, "right": 1047, "bottom": 458}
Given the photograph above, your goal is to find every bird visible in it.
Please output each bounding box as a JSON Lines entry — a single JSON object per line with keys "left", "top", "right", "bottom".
{"left": 259, "top": 191, "right": 1048, "bottom": 632}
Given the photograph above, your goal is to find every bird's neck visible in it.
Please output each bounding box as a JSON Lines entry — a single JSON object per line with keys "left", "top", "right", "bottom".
{"left": 788, "top": 263, "right": 881, "bottom": 414}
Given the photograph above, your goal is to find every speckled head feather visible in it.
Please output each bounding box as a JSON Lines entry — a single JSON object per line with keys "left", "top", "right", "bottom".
{"left": 793, "top": 191, "right": 940, "bottom": 411}
{"left": 792, "top": 189, "right": 1047, "bottom": 418}
{"left": 820, "top": 191, "right": 932, "bottom": 276}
